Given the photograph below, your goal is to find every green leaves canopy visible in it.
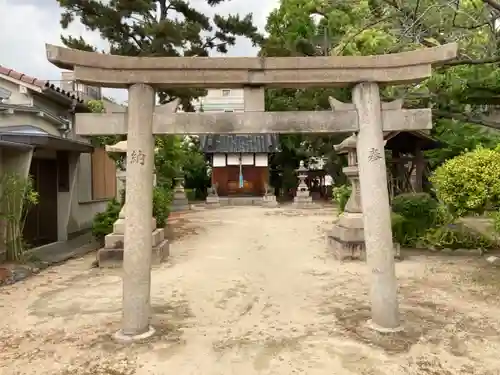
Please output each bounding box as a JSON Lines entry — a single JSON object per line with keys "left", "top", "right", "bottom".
{"left": 260, "top": 0, "right": 500, "bottom": 168}
{"left": 57, "top": 0, "right": 263, "bottom": 109}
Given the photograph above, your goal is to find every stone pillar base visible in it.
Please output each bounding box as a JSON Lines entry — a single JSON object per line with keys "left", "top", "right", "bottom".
{"left": 97, "top": 216, "right": 169, "bottom": 268}
{"left": 293, "top": 194, "right": 317, "bottom": 209}
{"left": 113, "top": 325, "right": 156, "bottom": 344}
{"left": 366, "top": 319, "right": 403, "bottom": 333}
{"left": 171, "top": 198, "right": 189, "bottom": 212}
{"left": 262, "top": 195, "right": 279, "bottom": 207}
{"left": 327, "top": 213, "right": 401, "bottom": 261}
{"left": 205, "top": 195, "right": 220, "bottom": 207}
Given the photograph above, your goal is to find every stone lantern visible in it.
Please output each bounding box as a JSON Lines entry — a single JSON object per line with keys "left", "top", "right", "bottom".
{"left": 327, "top": 134, "right": 400, "bottom": 260}
{"left": 106, "top": 140, "right": 127, "bottom": 208}
{"left": 171, "top": 169, "right": 189, "bottom": 211}
{"left": 95, "top": 140, "right": 169, "bottom": 268}
{"left": 293, "top": 160, "right": 315, "bottom": 208}
{"left": 327, "top": 134, "right": 364, "bottom": 260}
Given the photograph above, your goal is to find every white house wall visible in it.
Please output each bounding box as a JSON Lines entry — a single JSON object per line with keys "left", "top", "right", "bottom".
{"left": 241, "top": 153, "right": 254, "bottom": 165}
{"left": 192, "top": 88, "right": 245, "bottom": 112}
{"left": 213, "top": 153, "right": 226, "bottom": 167}
{"left": 0, "top": 74, "right": 110, "bottom": 242}
{"left": 214, "top": 153, "right": 265, "bottom": 166}
{"left": 0, "top": 76, "right": 34, "bottom": 106}
{"left": 226, "top": 153, "right": 240, "bottom": 165}
{"left": 226, "top": 153, "right": 255, "bottom": 165}
{"left": 255, "top": 154, "right": 268, "bottom": 167}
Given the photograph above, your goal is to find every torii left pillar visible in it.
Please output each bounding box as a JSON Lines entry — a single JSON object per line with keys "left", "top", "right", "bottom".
{"left": 113, "top": 83, "right": 156, "bottom": 342}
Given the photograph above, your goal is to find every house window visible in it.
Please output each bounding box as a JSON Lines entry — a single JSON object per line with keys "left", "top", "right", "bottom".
{"left": 75, "top": 83, "right": 86, "bottom": 93}
{"left": 222, "top": 89, "right": 230, "bottom": 96}
{"left": 91, "top": 147, "right": 117, "bottom": 200}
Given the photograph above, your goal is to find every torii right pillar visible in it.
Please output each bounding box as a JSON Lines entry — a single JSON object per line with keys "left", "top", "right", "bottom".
{"left": 353, "top": 82, "right": 401, "bottom": 331}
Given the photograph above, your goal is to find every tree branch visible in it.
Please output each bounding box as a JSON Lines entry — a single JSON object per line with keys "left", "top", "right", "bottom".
{"left": 338, "top": 16, "right": 393, "bottom": 54}
{"left": 433, "top": 109, "right": 500, "bottom": 130}
{"left": 443, "top": 55, "right": 500, "bottom": 66}
{"left": 482, "top": 0, "right": 500, "bottom": 13}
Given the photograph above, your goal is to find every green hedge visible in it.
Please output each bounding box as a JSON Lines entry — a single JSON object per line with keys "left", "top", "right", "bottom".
{"left": 92, "top": 186, "right": 171, "bottom": 240}
{"left": 332, "top": 184, "right": 352, "bottom": 212}
{"left": 391, "top": 193, "right": 438, "bottom": 247}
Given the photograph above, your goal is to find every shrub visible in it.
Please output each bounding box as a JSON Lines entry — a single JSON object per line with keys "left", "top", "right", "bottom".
{"left": 431, "top": 147, "right": 500, "bottom": 217}
{"left": 391, "top": 213, "right": 406, "bottom": 244}
{"left": 492, "top": 209, "right": 500, "bottom": 235}
{"left": 92, "top": 198, "right": 122, "bottom": 241}
{"left": 391, "top": 193, "right": 439, "bottom": 246}
{"left": 421, "top": 223, "right": 494, "bottom": 251}
{"left": 0, "top": 173, "right": 39, "bottom": 261}
{"left": 332, "top": 184, "right": 352, "bottom": 212}
{"left": 185, "top": 188, "right": 197, "bottom": 201}
{"left": 153, "top": 186, "right": 170, "bottom": 228}
{"left": 92, "top": 187, "right": 171, "bottom": 241}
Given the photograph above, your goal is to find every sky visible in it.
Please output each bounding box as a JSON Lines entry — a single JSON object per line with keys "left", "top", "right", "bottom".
{"left": 0, "top": 0, "right": 279, "bottom": 103}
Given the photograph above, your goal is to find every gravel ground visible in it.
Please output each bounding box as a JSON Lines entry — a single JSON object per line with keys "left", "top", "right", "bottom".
{"left": 1, "top": 205, "right": 500, "bottom": 375}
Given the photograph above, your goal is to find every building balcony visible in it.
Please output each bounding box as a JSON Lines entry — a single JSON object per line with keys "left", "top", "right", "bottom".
{"left": 47, "top": 80, "right": 102, "bottom": 101}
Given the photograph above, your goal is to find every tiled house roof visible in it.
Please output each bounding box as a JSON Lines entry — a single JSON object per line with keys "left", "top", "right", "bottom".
{"left": 0, "top": 65, "right": 85, "bottom": 105}
{"left": 199, "top": 134, "right": 280, "bottom": 153}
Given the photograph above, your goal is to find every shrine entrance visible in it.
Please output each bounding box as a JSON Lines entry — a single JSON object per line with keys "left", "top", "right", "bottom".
{"left": 46, "top": 42, "right": 457, "bottom": 342}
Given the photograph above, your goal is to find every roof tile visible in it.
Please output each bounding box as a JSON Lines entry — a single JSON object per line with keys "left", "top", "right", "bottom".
{"left": 200, "top": 134, "right": 280, "bottom": 153}
{"left": 0, "top": 64, "right": 84, "bottom": 104}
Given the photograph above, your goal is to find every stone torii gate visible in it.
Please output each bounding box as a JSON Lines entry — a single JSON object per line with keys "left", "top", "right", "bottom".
{"left": 46, "top": 43, "right": 457, "bottom": 342}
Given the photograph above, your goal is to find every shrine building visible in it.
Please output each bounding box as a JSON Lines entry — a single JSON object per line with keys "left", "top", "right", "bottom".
{"left": 199, "top": 134, "right": 280, "bottom": 197}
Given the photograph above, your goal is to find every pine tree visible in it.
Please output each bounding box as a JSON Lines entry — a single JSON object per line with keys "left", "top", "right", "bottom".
{"left": 56, "top": 0, "right": 264, "bottom": 110}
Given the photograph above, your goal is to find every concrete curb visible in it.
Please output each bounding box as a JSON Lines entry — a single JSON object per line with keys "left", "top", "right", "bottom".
{"left": 0, "top": 239, "right": 100, "bottom": 287}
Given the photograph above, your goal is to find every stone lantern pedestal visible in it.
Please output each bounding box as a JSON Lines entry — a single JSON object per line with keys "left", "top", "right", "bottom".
{"left": 293, "top": 161, "right": 316, "bottom": 208}
{"left": 262, "top": 183, "right": 278, "bottom": 207}
{"left": 96, "top": 140, "right": 169, "bottom": 268}
{"left": 205, "top": 183, "right": 220, "bottom": 207}
{"left": 327, "top": 134, "right": 400, "bottom": 260}
{"left": 171, "top": 176, "right": 190, "bottom": 212}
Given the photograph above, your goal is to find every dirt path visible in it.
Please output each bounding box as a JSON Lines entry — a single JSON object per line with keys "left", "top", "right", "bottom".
{"left": 1, "top": 206, "right": 500, "bottom": 375}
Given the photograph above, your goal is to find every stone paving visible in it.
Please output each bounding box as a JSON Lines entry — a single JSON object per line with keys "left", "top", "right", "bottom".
{"left": 0, "top": 232, "right": 99, "bottom": 287}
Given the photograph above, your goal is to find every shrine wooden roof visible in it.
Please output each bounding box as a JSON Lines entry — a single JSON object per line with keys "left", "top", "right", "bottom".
{"left": 199, "top": 134, "right": 280, "bottom": 153}
{"left": 385, "top": 130, "right": 439, "bottom": 153}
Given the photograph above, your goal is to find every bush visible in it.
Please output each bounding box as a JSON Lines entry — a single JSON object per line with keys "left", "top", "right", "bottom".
{"left": 431, "top": 147, "right": 500, "bottom": 217}
{"left": 153, "top": 186, "right": 170, "bottom": 228}
{"left": 421, "top": 223, "right": 494, "bottom": 251}
{"left": 391, "top": 193, "right": 439, "bottom": 246}
{"left": 185, "top": 188, "right": 197, "bottom": 201}
{"left": 492, "top": 210, "right": 500, "bottom": 235}
{"left": 92, "top": 198, "right": 122, "bottom": 241}
{"left": 92, "top": 187, "right": 171, "bottom": 241}
{"left": 332, "top": 184, "right": 352, "bottom": 212}
{"left": 391, "top": 213, "right": 406, "bottom": 244}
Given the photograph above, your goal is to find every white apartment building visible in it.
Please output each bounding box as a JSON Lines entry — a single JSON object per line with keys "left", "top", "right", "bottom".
{"left": 192, "top": 88, "right": 244, "bottom": 112}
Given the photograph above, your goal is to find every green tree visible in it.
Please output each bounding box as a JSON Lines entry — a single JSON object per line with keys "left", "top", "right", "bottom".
{"left": 260, "top": 0, "right": 500, "bottom": 171}
{"left": 180, "top": 137, "right": 210, "bottom": 199}
{"left": 57, "top": 0, "right": 263, "bottom": 196}
{"left": 87, "top": 99, "right": 123, "bottom": 147}
{"left": 57, "top": 0, "right": 263, "bottom": 110}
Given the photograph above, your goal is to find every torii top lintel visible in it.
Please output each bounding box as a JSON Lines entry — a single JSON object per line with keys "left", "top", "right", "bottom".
{"left": 45, "top": 43, "right": 457, "bottom": 89}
